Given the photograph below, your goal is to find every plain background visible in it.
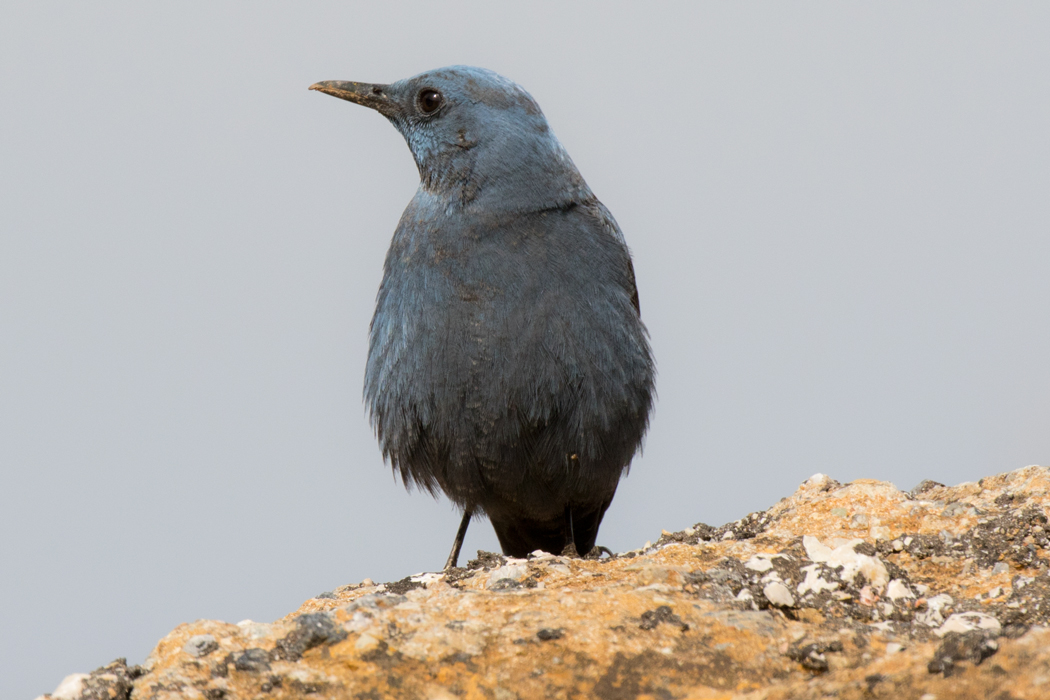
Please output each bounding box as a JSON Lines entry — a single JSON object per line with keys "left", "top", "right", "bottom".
{"left": 2, "top": 2, "right": 1048, "bottom": 697}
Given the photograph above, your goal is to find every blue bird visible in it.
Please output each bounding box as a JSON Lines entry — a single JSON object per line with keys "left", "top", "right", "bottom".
{"left": 310, "top": 66, "right": 655, "bottom": 568}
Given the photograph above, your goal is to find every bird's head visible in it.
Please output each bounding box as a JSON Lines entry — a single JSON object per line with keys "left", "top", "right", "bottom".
{"left": 311, "top": 66, "right": 589, "bottom": 211}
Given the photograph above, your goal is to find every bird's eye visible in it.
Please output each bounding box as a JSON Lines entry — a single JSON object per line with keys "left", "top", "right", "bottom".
{"left": 418, "top": 89, "right": 443, "bottom": 114}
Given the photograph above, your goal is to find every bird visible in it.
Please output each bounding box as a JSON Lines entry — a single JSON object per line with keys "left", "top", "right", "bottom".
{"left": 310, "top": 66, "right": 655, "bottom": 568}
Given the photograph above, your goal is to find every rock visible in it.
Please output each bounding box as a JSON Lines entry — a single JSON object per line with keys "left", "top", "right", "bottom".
{"left": 885, "top": 579, "right": 915, "bottom": 600}
{"left": 182, "top": 634, "right": 218, "bottom": 658}
{"left": 38, "top": 465, "right": 1050, "bottom": 699}
{"left": 638, "top": 605, "right": 689, "bottom": 631}
{"left": 230, "top": 648, "right": 271, "bottom": 673}
{"left": 48, "top": 674, "right": 88, "bottom": 700}
{"left": 936, "top": 612, "right": 1001, "bottom": 637}
{"left": 485, "top": 562, "right": 529, "bottom": 589}
{"left": 39, "top": 658, "right": 139, "bottom": 700}
{"left": 273, "top": 611, "right": 347, "bottom": 661}
{"left": 927, "top": 631, "right": 1000, "bottom": 677}
{"left": 787, "top": 640, "right": 844, "bottom": 673}
{"left": 763, "top": 581, "right": 796, "bottom": 608}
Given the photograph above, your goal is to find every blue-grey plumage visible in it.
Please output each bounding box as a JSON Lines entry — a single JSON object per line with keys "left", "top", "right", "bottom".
{"left": 310, "top": 66, "right": 655, "bottom": 562}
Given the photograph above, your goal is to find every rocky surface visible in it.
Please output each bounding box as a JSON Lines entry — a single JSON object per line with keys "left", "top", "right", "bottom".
{"left": 40, "top": 465, "right": 1050, "bottom": 699}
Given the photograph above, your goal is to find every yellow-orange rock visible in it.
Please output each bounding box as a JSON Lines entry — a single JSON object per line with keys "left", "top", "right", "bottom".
{"left": 42, "top": 466, "right": 1050, "bottom": 699}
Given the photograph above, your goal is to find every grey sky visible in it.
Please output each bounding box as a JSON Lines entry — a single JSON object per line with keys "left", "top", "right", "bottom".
{"left": 2, "top": 3, "right": 1048, "bottom": 697}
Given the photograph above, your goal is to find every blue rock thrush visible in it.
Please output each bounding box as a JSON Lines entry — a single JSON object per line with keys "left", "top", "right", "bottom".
{"left": 310, "top": 66, "right": 655, "bottom": 568}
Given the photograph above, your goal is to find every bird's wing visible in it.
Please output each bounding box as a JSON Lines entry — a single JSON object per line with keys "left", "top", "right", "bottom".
{"left": 626, "top": 257, "right": 641, "bottom": 315}
{"left": 580, "top": 198, "right": 641, "bottom": 316}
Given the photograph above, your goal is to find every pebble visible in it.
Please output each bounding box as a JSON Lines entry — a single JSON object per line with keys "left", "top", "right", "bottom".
{"left": 763, "top": 582, "right": 796, "bottom": 608}
{"left": 236, "top": 620, "right": 273, "bottom": 639}
{"left": 885, "top": 579, "right": 915, "bottom": 600}
{"left": 871, "top": 526, "right": 891, "bottom": 540}
{"left": 745, "top": 555, "right": 775, "bottom": 572}
{"left": 804, "top": 473, "right": 832, "bottom": 488}
{"left": 487, "top": 564, "right": 528, "bottom": 589}
{"left": 411, "top": 572, "right": 444, "bottom": 588}
{"left": 798, "top": 564, "right": 839, "bottom": 596}
{"left": 802, "top": 536, "right": 889, "bottom": 589}
{"left": 183, "top": 634, "right": 218, "bottom": 658}
{"left": 232, "top": 648, "right": 271, "bottom": 673}
{"left": 1015, "top": 575, "right": 1034, "bottom": 590}
{"left": 50, "top": 674, "right": 89, "bottom": 700}
{"left": 916, "top": 594, "right": 954, "bottom": 627}
{"left": 355, "top": 633, "right": 381, "bottom": 652}
{"left": 936, "top": 612, "right": 1001, "bottom": 637}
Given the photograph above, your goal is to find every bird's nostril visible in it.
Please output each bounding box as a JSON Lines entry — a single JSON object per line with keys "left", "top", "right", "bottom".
{"left": 372, "top": 86, "right": 382, "bottom": 95}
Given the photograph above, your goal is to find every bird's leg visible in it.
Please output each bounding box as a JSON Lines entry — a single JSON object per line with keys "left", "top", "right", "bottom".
{"left": 444, "top": 507, "right": 473, "bottom": 570}
{"left": 559, "top": 505, "right": 579, "bottom": 558}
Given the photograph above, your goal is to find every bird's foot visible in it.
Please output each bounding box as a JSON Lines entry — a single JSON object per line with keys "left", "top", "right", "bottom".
{"left": 584, "top": 545, "right": 615, "bottom": 560}
{"left": 560, "top": 542, "right": 580, "bottom": 558}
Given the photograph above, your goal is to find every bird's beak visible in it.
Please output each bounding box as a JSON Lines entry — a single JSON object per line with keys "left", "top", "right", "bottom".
{"left": 309, "top": 80, "right": 401, "bottom": 118}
